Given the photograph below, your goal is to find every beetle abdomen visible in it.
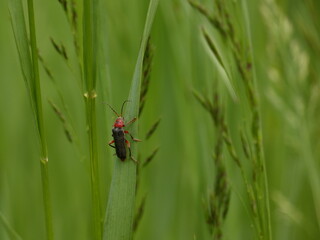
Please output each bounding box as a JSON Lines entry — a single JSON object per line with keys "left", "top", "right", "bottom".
{"left": 112, "top": 128, "right": 126, "bottom": 160}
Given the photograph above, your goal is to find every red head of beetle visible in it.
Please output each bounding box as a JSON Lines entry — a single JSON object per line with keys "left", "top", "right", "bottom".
{"left": 114, "top": 117, "right": 125, "bottom": 128}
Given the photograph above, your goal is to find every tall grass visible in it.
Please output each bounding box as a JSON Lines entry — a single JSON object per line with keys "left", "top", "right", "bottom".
{"left": 2, "top": 0, "right": 320, "bottom": 239}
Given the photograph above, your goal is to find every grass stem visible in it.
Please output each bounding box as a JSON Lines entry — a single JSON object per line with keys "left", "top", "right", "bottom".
{"left": 83, "top": 0, "right": 102, "bottom": 238}
{"left": 27, "top": 0, "right": 54, "bottom": 238}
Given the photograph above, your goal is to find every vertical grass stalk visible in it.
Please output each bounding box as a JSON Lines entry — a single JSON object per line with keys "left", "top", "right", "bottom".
{"left": 83, "top": 0, "right": 102, "bottom": 238}
{"left": 28, "top": 0, "right": 54, "bottom": 238}
{"left": 9, "top": 0, "right": 54, "bottom": 238}
{"left": 242, "top": 1, "right": 272, "bottom": 238}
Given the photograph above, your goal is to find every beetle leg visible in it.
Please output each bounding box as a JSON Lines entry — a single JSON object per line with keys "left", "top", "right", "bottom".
{"left": 125, "top": 117, "right": 137, "bottom": 126}
{"left": 124, "top": 130, "right": 142, "bottom": 142}
{"left": 125, "top": 140, "right": 138, "bottom": 163}
{"left": 108, "top": 140, "right": 115, "bottom": 148}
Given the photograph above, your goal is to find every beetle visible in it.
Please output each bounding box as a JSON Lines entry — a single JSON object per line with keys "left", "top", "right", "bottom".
{"left": 107, "top": 100, "right": 141, "bottom": 162}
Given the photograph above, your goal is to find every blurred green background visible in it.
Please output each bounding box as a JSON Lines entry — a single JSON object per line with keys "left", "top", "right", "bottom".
{"left": 1, "top": 0, "right": 320, "bottom": 239}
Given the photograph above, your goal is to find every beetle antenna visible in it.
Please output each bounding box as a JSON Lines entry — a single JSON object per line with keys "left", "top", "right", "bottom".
{"left": 121, "top": 100, "right": 130, "bottom": 116}
{"left": 106, "top": 103, "right": 120, "bottom": 117}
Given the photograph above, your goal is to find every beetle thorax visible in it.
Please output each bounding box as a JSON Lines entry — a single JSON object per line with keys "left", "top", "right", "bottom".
{"left": 114, "top": 117, "right": 125, "bottom": 128}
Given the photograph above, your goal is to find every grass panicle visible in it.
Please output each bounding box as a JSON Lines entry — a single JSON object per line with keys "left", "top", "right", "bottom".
{"left": 190, "top": 1, "right": 272, "bottom": 239}
{"left": 193, "top": 89, "right": 262, "bottom": 238}
{"left": 54, "top": 0, "right": 83, "bottom": 92}
{"left": 139, "top": 38, "right": 154, "bottom": 117}
{"left": 57, "top": 0, "right": 80, "bottom": 56}
{"left": 133, "top": 38, "right": 159, "bottom": 235}
{"left": 38, "top": 50, "right": 84, "bottom": 158}
{"left": 208, "top": 94, "right": 231, "bottom": 240}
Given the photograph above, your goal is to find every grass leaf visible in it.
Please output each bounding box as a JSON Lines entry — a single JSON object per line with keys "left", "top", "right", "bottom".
{"left": 8, "top": 0, "right": 35, "bottom": 114}
{"left": 103, "top": 0, "right": 159, "bottom": 239}
{"left": 201, "top": 27, "right": 237, "bottom": 101}
{"left": 0, "top": 212, "right": 23, "bottom": 240}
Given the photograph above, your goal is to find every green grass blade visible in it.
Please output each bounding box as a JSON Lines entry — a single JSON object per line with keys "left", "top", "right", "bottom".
{"left": 201, "top": 27, "right": 237, "bottom": 101}
{"left": 301, "top": 123, "right": 320, "bottom": 230}
{"left": 103, "top": 0, "right": 159, "bottom": 239}
{"left": 9, "top": 0, "right": 54, "bottom": 239}
{"left": 8, "top": 0, "right": 35, "bottom": 112}
{"left": 0, "top": 212, "right": 23, "bottom": 240}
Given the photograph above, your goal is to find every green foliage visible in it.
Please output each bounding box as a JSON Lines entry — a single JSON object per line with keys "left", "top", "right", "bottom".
{"left": 2, "top": 0, "right": 320, "bottom": 239}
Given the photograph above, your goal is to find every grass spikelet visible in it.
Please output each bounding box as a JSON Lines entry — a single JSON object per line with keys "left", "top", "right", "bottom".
{"left": 139, "top": 38, "right": 154, "bottom": 117}
{"left": 48, "top": 100, "right": 73, "bottom": 142}
{"left": 208, "top": 128, "right": 230, "bottom": 239}
{"left": 240, "top": 129, "right": 251, "bottom": 160}
{"left": 145, "top": 118, "right": 161, "bottom": 140}
{"left": 38, "top": 52, "right": 54, "bottom": 80}
{"left": 133, "top": 196, "right": 147, "bottom": 233}
{"left": 188, "top": 0, "right": 226, "bottom": 37}
{"left": 142, "top": 147, "right": 159, "bottom": 168}
{"left": 50, "top": 38, "right": 68, "bottom": 60}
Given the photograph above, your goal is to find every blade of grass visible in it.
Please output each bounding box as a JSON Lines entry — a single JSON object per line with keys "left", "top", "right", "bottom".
{"left": 201, "top": 27, "right": 237, "bottom": 101}
{"left": 103, "top": 0, "right": 159, "bottom": 239}
{"left": 301, "top": 122, "right": 320, "bottom": 231}
{"left": 8, "top": 0, "right": 34, "bottom": 112}
{"left": 82, "top": 0, "right": 102, "bottom": 238}
{"left": 0, "top": 212, "right": 23, "bottom": 240}
{"left": 9, "top": 0, "right": 54, "bottom": 239}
